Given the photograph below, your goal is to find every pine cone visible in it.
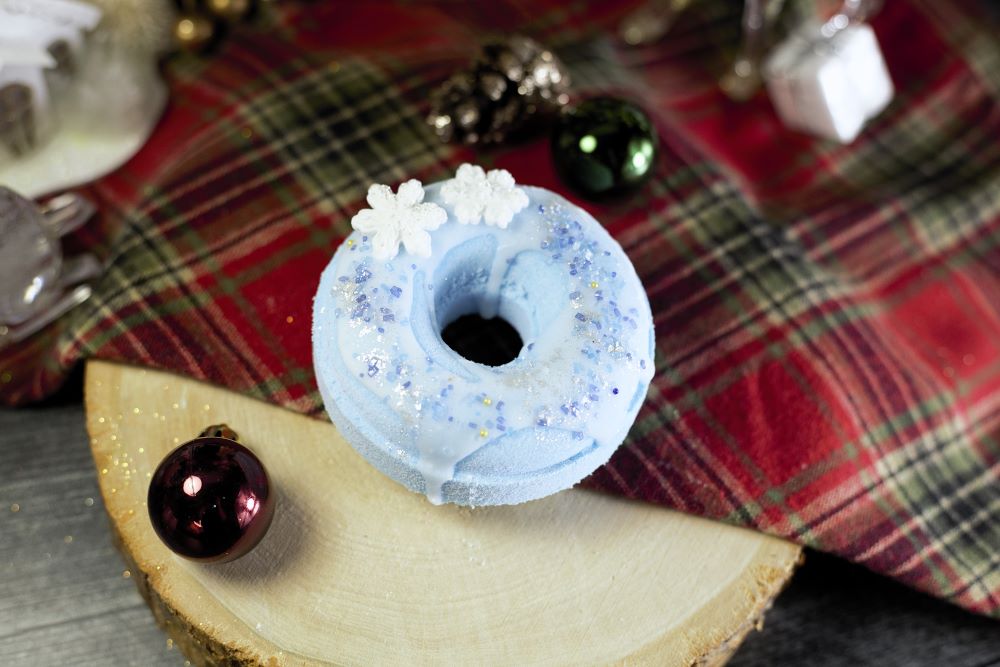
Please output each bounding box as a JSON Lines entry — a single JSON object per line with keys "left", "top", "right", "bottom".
{"left": 428, "top": 36, "right": 571, "bottom": 145}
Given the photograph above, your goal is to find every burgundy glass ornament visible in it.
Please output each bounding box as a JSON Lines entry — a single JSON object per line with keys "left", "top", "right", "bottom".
{"left": 148, "top": 432, "right": 274, "bottom": 563}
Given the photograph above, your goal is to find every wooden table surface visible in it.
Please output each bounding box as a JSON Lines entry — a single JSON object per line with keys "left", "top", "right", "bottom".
{"left": 2, "top": 376, "right": 998, "bottom": 667}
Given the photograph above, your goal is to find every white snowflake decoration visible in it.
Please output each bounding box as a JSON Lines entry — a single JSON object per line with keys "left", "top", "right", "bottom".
{"left": 440, "top": 163, "right": 529, "bottom": 229}
{"left": 351, "top": 179, "right": 447, "bottom": 260}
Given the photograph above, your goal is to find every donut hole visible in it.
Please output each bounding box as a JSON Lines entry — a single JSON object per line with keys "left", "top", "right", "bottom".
{"left": 441, "top": 314, "right": 523, "bottom": 367}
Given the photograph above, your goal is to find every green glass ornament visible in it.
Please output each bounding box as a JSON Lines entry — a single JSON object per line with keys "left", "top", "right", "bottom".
{"left": 550, "top": 96, "right": 658, "bottom": 200}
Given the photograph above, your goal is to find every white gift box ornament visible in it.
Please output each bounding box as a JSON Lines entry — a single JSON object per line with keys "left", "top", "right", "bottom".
{"left": 764, "top": 20, "right": 894, "bottom": 144}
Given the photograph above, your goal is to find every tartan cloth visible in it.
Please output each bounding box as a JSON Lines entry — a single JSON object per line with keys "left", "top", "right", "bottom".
{"left": 2, "top": 0, "right": 999, "bottom": 617}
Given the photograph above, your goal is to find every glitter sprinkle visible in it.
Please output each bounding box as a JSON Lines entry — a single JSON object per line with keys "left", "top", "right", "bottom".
{"left": 122, "top": 570, "right": 131, "bottom": 579}
{"left": 0, "top": 371, "right": 11, "bottom": 383}
{"left": 482, "top": 397, "right": 492, "bottom": 406}
{"left": 346, "top": 239, "right": 355, "bottom": 247}
{"left": 589, "top": 281, "right": 599, "bottom": 288}
{"left": 479, "top": 429, "right": 489, "bottom": 438}
{"left": 64, "top": 535, "right": 73, "bottom": 544}
{"left": 84, "top": 498, "right": 94, "bottom": 507}
{"left": 10, "top": 503, "right": 19, "bottom": 512}
{"left": 133, "top": 408, "right": 140, "bottom": 414}
{"left": 286, "top": 316, "right": 294, "bottom": 324}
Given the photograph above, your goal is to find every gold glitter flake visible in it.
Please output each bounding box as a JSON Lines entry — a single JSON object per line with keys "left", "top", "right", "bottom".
{"left": 482, "top": 397, "right": 492, "bottom": 406}
{"left": 479, "top": 429, "right": 489, "bottom": 438}
{"left": 589, "top": 281, "right": 599, "bottom": 288}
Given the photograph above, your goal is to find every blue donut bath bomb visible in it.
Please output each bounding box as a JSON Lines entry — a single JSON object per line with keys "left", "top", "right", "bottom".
{"left": 312, "top": 174, "right": 654, "bottom": 506}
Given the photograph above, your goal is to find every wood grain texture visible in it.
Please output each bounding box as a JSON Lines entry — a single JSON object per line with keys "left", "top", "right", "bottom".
{"left": 84, "top": 360, "right": 803, "bottom": 666}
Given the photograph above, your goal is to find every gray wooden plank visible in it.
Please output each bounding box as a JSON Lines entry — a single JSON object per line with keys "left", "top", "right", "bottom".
{"left": 0, "top": 397, "right": 181, "bottom": 667}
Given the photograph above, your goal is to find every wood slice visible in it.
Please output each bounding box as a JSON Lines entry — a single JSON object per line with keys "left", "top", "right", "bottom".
{"left": 85, "top": 360, "right": 802, "bottom": 666}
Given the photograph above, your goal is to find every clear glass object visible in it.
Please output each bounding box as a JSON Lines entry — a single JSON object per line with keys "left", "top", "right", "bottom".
{"left": 0, "top": 186, "right": 61, "bottom": 325}
{"left": 0, "top": 186, "right": 99, "bottom": 345}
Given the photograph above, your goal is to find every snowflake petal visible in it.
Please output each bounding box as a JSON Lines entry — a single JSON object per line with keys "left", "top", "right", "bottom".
{"left": 396, "top": 179, "right": 425, "bottom": 208}
{"left": 453, "top": 199, "right": 483, "bottom": 225}
{"left": 411, "top": 202, "right": 447, "bottom": 231}
{"left": 366, "top": 184, "right": 394, "bottom": 209}
{"left": 351, "top": 208, "right": 381, "bottom": 233}
{"left": 486, "top": 168, "right": 516, "bottom": 189}
{"left": 456, "top": 163, "right": 486, "bottom": 182}
{"left": 371, "top": 228, "right": 401, "bottom": 260}
{"left": 401, "top": 227, "right": 433, "bottom": 258}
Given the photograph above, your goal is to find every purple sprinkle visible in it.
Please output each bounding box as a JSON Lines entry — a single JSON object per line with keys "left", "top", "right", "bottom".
{"left": 468, "top": 422, "right": 477, "bottom": 429}
{"left": 362, "top": 235, "right": 368, "bottom": 242}
{"left": 611, "top": 271, "right": 617, "bottom": 277}
{"left": 448, "top": 416, "right": 454, "bottom": 422}
{"left": 338, "top": 276, "right": 349, "bottom": 283}
{"left": 356, "top": 294, "right": 367, "bottom": 303}
{"left": 377, "top": 327, "right": 385, "bottom": 333}
{"left": 640, "top": 359, "right": 646, "bottom": 369}
{"left": 402, "top": 381, "right": 411, "bottom": 389}
{"left": 575, "top": 313, "right": 586, "bottom": 322}
{"left": 570, "top": 291, "right": 581, "bottom": 299}
{"left": 390, "top": 286, "right": 402, "bottom": 298}
{"left": 612, "top": 387, "right": 619, "bottom": 395}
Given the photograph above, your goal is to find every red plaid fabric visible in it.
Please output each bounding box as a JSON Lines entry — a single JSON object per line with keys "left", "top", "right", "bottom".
{"left": 2, "top": 0, "right": 998, "bottom": 616}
